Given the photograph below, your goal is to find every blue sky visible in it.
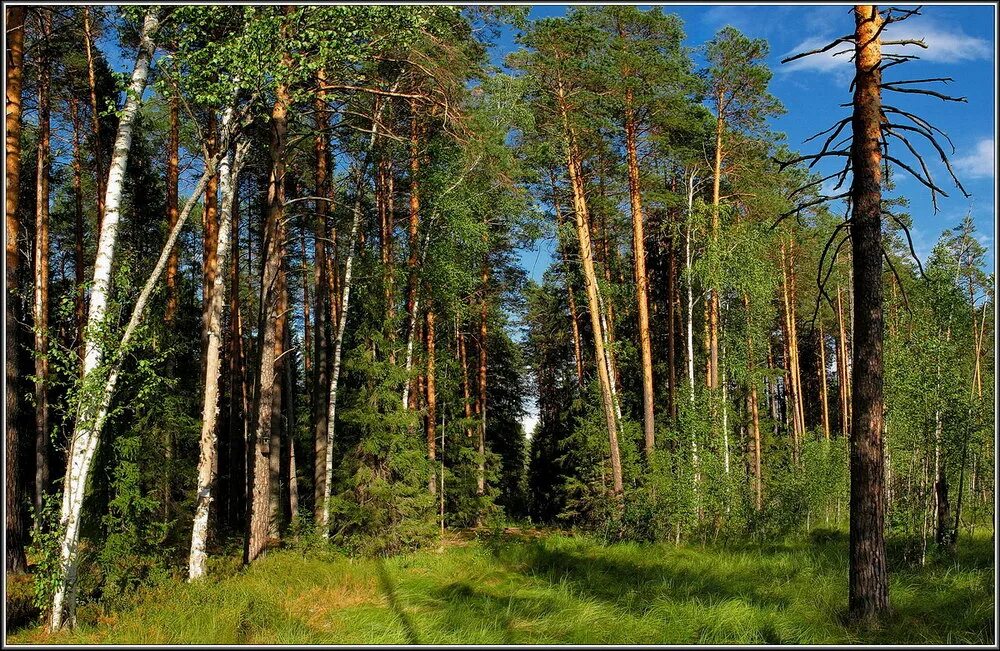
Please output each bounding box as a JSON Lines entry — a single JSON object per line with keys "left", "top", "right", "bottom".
{"left": 494, "top": 4, "right": 996, "bottom": 281}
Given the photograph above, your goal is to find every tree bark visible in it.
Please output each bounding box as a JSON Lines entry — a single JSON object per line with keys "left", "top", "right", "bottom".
{"left": 268, "top": 263, "right": 287, "bottom": 538}
{"left": 319, "top": 94, "right": 389, "bottom": 534}
{"left": 50, "top": 10, "right": 159, "bottom": 629}
{"left": 425, "top": 306, "right": 437, "bottom": 494}
{"left": 189, "top": 129, "right": 246, "bottom": 580}
{"left": 624, "top": 87, "right": 655, "bottom": 459}
{"left": 402, "top": 99, "right": 421, "bottom": 410}
{"left": 708, "top": 91, "right": 724, "bottom": 391}
{"left": 312, "top": 69, "right": 331, "bottom": 518}
{"left": 5, "top": 4, "right": 28, "bottom": 575}
{"left": 477, "top": 262, "right": 489, "bottom": 499}
{"left": 165, "top": 97, "right": 179, "bottom": 324}
{"left": 819, "top": 322, "right": 831, "bottom": 440}
{"left": 70, "top": 98, "right": 86, "bottom": 364}
{"left": 459, "top": 330, "right": 474, "bottom": 439}
{"left": 837, "top": 285, "right": 851, "bottom": 438}
{"left": 246, "top": 63, "right": 291, "bottom": 564}
{"left": 33, "top": 10, "right": 53, "bottom": 524}
{"left": 557, "top": 81, "right": 623, "bottom": 498}
{"left": 847, "top": 4, "right": 889, "bottom": 622}
{"left": 551, "top": 178, "right": 584, "bottom": 388}
{"left": 83, "top": 7, "right": 106, "bottom": 223}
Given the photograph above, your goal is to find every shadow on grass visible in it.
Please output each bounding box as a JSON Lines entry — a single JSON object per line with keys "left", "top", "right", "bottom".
{"left": 375, "top": 559, "right": 420, "bottom": 644}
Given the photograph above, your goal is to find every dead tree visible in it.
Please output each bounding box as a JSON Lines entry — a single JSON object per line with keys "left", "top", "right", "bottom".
{"left": 777, "top": 4, "right": 969, "bottom": 624}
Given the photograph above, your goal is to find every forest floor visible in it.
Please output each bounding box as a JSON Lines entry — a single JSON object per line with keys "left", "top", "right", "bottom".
{"left": 7, "top": 527, "right": 995, "bottom": 645}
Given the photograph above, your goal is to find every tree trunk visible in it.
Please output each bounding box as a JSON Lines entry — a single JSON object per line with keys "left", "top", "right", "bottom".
{"left": 70, "top": 98, "right": 86, "bottom": 364}
{"left": 743, "top": 294, "right": 763, "bottom": 510}
{"left": 50, "top": 10, "right": 159, "bottom": 629}
{"left": 402, "top": 99, "right": 421, "bottom": 410}
{"left": 557, "top": 81, "right": 623, "bottom": 498}
{"left": 425, "top": 306, "right": 437, "bottom": 495}
{"left": 5, "top": 4, "right": 28, "bottom": 575}
{"left": 847, "top": 4, "right": 889, "bottom": 622}
{"left": 708, "top": 92, "right": 724, "bottom": 391}
{"left": 459, "top": 331, "right": 474, "bottom": 439}
{"left": 474, "top": 261, "right": 490, "bottom": 504}
{"left": 268, "top": 263, "right": 287, "bottom": 538}
{"left": 819, "top": 322, "right": 831, "bottom": 440}
{"left": 246, "top": 54, "right": 292, "bottom": 564}
{"left": 624, "top": 88, "right": 655, "bottom": 459}
{"left": 551, "top": 180, "right": 585, "bottom": 388}
{"left": 165, "top": 97, "right": 179, "bottom": 324}
{"left": 83, "top": 7, "right": 106, "bottom": 223}
{"left": 320, "top": 93, "right": 388, "bottom": 534}
{"left": 189, "top": 131, "right": 246, "bottom": 580}
{"left": 837, "top": 285, "right": 851, "bottom": 438}
{"left": 312, "top": 69, "right": 331, "bottom": 518}
{"left": 33, "top": 11, "right": 52, "bottom": 524}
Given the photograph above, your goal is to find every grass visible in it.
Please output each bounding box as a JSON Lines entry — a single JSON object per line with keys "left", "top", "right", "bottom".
{"left": 7, "top": 528, "right": 994, "bottom": 645}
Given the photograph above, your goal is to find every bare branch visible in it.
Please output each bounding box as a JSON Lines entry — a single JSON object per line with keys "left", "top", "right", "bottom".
{"left": 882, "top": 39, "right": 928, "bottom": 48}
{"left": 881, "top": 84, "right": 967, "bottom": 102}
{"left": 781, "top": 35, "right": 856, "bottom": 64}
{"left": 884, "top": 123, "right": 969, "bottom": 197}
{"left": 882, "top": 208, "right": 927, "bottom": 279}
{"left": 884, "top": 154, "right": 951, "bottom": 205}
{"left": 775, "top": 151, "right": 851, "bottom": 171}
{"left": 881, "top": 242, "right": 913, "bottom": 314}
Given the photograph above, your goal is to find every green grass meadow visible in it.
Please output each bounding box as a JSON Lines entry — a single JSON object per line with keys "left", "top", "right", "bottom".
{"left": 7, "top": 529, "right": 995, "bottom": 645}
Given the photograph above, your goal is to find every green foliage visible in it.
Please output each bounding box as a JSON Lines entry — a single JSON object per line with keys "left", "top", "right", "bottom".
{"left": 27, "top": 494, "right": 66, "bottom": 615}
{"left": 95, "top": 434, "right": 171, "bottom": 611}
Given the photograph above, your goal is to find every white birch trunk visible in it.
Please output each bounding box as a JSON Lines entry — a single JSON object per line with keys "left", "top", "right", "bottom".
{"left": 50, "top": 11, "right": 158, "bottom": 630}
{"left": 189, "top": 120, "right": 247, "bottom": 580}
{"left": 319, "top": 90, "right": 393, "bottom": 533}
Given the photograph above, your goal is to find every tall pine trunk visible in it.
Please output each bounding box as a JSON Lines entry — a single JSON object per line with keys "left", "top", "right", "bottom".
{"left": 246, "top": 63, "right": 291, "bottom": 563}
{"left": 624, "top": 87, "right": 655, "bottom": 459}
{"left": 557, "top": 81, "right": 623, "bottom": 498}
{"left": 5, "top": 4, "right": 28, "bottom": 575}
{"left": 847, "top": 4, "right": 889, "bottom": 621}
{"left": 165, "top": 98, "right": 179, "bottom": 324}
{"left": 425, "top": 306, "right": 437, "bottom": 494}
{"left": 33, "top": 11, "right": 52, "bottom": 524}
{"left": 83, "top": 7, "right": 106, "bottom": 223}
{"left": 312, "top": 69, "right": 331, "bottom": 518}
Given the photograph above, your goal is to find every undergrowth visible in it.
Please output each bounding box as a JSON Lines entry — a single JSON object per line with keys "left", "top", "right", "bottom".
{"left": 7, "top": 528, "right": 994, "bottom": 645}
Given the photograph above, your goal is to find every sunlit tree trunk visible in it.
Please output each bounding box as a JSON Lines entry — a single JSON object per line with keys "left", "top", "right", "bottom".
{"left": 268, "top": 263, "right": 287, "bottom": 538}
{"left": 819, "top": 322, "right": 831, "bottom": 440}
{"left": 425, "top": 306, "right": 437, "bottom": 495}
{"left": 320, "top": 94, "right": 387, "bottom": 534}
{"left": 556, "top": 80, "right": 623, "bottom": 498}
{"left": 458, "top": 330, "right": 474, "bottom": 440}
{"left": 624, "top": 87, "right": 655, "bottom": 459}
{"left": 5, "top": 4, "right": 28, "bottom": 575}
{"left": 847, "top": 4, "right": 888, "bottom": 621}
{"left": 83, "top": 7, "right": 105, "bottom": 223}
{"left": 551, "top": 179, "right": 585, "bottom": 388}
{"left": 165, "top": 98, "right": 179, "bottom": 324}
{"left": 33, "top": 11, "right": 52, "bottom": 523}
{"left": 476, "top": 261, "right": 489, "bottom": 500}
{"left": 190, "top": 129, "right": 246, "bottom": 580}
{"left": 246, "top": 58, "right": 291, "bottom": 565}
{"left": 402, "top": 99, "right": 421, "bottom": 409}
{"left": 312, "top": 69, "right": 330, "bottom": 518}
{"left": 50, "top": 10, "right": 159, "bottom": 629}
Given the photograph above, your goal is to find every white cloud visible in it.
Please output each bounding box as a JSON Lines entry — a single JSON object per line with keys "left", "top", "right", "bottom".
{"left": 954, "top": 138, "right": 995, "bottom": 179}
{"left": 781, "top": 16, "right": 992, "bottom": 74}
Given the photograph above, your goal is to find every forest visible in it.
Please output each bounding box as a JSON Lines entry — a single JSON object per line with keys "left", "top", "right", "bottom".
{"left": 3, "top": 4, "right": 995, "bottom": 645}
